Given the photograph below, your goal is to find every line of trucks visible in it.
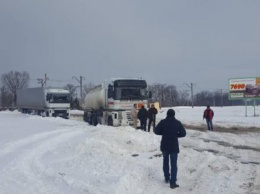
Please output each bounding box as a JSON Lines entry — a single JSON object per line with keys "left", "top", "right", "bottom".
{"left": 17, "top": 78, "right": 151, "bottom": 127}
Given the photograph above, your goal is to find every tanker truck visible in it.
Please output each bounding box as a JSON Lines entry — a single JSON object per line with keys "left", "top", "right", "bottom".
{"left": 17, "top": 87, "right": 71, "bottom": 118}
{"left": 83, "top": 78, "right": 151, "bottom": 127}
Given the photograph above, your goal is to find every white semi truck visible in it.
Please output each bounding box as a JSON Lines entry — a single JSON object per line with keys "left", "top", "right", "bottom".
{"left": 17, "top": 87, "right": 71, "bottom": 118}
{"left": 83, "top": 78, "right": 151, "bottom": 127}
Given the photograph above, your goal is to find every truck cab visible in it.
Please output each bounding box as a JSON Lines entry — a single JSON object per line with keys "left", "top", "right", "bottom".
{"left": 83, "top": 78, "right": 151, "bottom": 127}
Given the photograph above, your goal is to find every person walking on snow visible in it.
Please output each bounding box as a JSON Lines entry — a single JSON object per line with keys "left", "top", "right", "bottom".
{"left": 131, "top": 104, "right": 138, "bottom": 129}
{"left": 137, "top": 105, "right": 148, "bottom": 131}
{"left": 154, "top": 109, "right": 186, "bottom": 189}
{"left": 147, "top": 104, "right": 158, "bottom": 132}
{"left": 203, "top": 105, "right": 214, "bottom": 131}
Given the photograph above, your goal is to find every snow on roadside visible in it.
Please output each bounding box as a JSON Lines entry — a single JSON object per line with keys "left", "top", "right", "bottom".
{"left": 0, "top": 109, "right": 260, "bottom": 194}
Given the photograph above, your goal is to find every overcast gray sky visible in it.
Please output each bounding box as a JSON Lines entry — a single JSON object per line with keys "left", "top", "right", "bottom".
{"left": 1, "top": 0, "right": 259, "bottom": 93}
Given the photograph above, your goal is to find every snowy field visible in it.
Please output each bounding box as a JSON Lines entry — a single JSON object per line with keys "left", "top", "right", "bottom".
{"left": 0, "top": 106, "right": 260, "bottom": 194}
{"left": 158, "top": 106, "right": 260, "bottom": 132}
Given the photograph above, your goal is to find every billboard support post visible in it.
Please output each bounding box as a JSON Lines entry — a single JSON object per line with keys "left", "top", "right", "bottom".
{"left": 245, "top": 100, "right": 247, "bottom": 117}
{"left": 254, "top": 99, "right": 256, "bottom": 117}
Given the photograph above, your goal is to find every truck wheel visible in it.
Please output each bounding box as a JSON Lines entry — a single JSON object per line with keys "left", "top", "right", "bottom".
{"left": 108, "top": 117, "right": 113, "bottom": 126}
{"left": 83, "top": 112, "right": 88, "bottom": 122}
{"left": 92, "top": 115, "right": 98, "bottom": 126}
{"left": 89, "top": 115, "right": 93, "bottom": 125}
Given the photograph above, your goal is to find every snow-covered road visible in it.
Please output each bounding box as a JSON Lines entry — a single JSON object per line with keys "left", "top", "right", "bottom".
{"left": 0, "top": 110, "right": 260, "bottom": 194}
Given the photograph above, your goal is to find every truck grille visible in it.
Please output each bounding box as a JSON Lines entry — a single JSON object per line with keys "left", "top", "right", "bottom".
{"left": 53, "top": 110, "right": 69, "bottom": 118}
{"left": 126, "top": 111, "right": 133, "bottom": 121}
{"left": 54, "top": 110, "right": 67, "bottom": 114}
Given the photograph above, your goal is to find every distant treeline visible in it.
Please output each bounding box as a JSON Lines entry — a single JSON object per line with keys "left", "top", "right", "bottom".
{"left": 1, "top": 71, "right": 259, "bottom": 109}
{"left": 148, "top": 83, "right": 259, "bottom": 107}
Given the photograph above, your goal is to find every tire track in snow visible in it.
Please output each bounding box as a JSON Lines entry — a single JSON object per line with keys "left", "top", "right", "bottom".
{"left": 0, "top": 129, "right": 70, "bottom": 158}
{"left": 0, "top": 127, "right": 88, "bottom": 194}
{"left": 181, "top": 131, "right": 260, "bottom": 193}
{"left": 180, "top": 147, "right": 256, "bottom": 194}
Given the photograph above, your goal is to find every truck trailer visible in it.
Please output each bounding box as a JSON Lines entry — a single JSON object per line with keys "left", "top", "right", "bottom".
{"left": 17, "top": 87, "right": 71, "bottom": 118}
{"left": 83, "top": 78, "right": 151, "bottom": 127}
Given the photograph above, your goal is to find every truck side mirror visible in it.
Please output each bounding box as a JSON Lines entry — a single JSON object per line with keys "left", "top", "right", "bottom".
{"left": 108, "top": 85, "right": 113, "bottom": 98}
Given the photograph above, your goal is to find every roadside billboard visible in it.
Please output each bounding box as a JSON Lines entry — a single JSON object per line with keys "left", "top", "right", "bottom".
{"left": 229, "top": 77, "right": 260, "bottom": 100}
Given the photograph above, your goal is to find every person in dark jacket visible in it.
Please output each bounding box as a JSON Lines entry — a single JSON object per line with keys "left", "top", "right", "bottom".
{"left": 203, "top": 105, "right": 214, "bottom": 131}
{"left": 137, "top": 106, "right": 148, "bottom": 131}
{"left": 147, "top": 104, "right": 158, "bottom": 132}
{"left": 154, "top": 109, "right": 186, "bottom": 189}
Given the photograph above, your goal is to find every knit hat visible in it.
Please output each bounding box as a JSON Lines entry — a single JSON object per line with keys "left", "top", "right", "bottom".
{"left": 167, "top": 109, "right": 175, "bottom": 117}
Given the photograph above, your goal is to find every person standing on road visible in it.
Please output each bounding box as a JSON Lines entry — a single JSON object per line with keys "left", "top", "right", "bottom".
{"left": 203, "top": 105, "right": 214, "bottom": 131}
{"left": 154, "top": 109, "right": 186, "bottom": 189}
{"left": 131, "top": 104, "right": 138, "bottom": 129}
{"left": 137, "top": 105, "right": 148, "bottom": 131}
{"left": 148, "top": 104, "right": 158, "bottom": 132}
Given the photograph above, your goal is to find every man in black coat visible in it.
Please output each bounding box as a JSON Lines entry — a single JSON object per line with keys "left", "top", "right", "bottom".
{"left": 154, "top": 109, "right": 186, "bottom": 189}
{"left": 148, "top": 104, "right": 158, "bottom": 132}
{"left": 137, "top": 105, "right": 148, "bottom": 131}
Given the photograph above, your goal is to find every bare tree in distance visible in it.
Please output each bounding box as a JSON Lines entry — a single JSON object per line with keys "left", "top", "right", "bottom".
{"left": 164, "top": 85, "right": 179, "bottom": 106}
{"left": 83, "top": 82, "right": 96, "bottom": 95}
{"left": 82, "top": 82, "right": 96, "bottom": 106}
{"left": 194, "top": 90, "right": 213, "bottom": 106}
{"left": 0, "top": 86, "right": 13, "bottom": 108}
{"left": 64, "top": 84, "right": 78, "bottom": 99}
{"left": 179, "top": 90, "right": 190, "bottom": 106}
{"left": 148, "top": 83, "right": 178, "bottom": 107}
{"left": 148, "top": 83, "right": 164, "bottom": 105}
{"left": 64, "top": 84, "right": 80, "bottom": 109}
{"left": 1, "top": 71, "right": 30, "bottom": 106}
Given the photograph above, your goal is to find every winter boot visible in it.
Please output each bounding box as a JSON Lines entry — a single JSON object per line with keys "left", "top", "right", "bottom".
{"left": 170, "top": 183, "right": 179, "bottom": 189}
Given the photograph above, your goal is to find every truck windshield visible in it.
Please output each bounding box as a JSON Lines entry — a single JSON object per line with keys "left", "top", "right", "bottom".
{"left": 48, "top": 94, "right": 70, "bottom": 103}
{"left": 114, "top": 87, "right": 147, "bottom": 100}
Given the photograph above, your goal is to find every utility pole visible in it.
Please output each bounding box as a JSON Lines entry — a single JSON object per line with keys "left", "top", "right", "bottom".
{"left": 44, "top": 73, "right": 49, "bottom": 87}
{"left": 184, "top": 83, "right": 195, "bottom": 108}
{"left": 73, "top": 76, "right": 84, "bottom": 108}
{"left": 37, "top": 73, "right": 49, "bottom": 87}
{"left": 37, "top": 79, "right": 44, "bottom": 87}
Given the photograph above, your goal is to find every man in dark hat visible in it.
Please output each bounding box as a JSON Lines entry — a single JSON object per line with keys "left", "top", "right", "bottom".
{"left": 154, "top": 109, "right": 186, "bottom": 189}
